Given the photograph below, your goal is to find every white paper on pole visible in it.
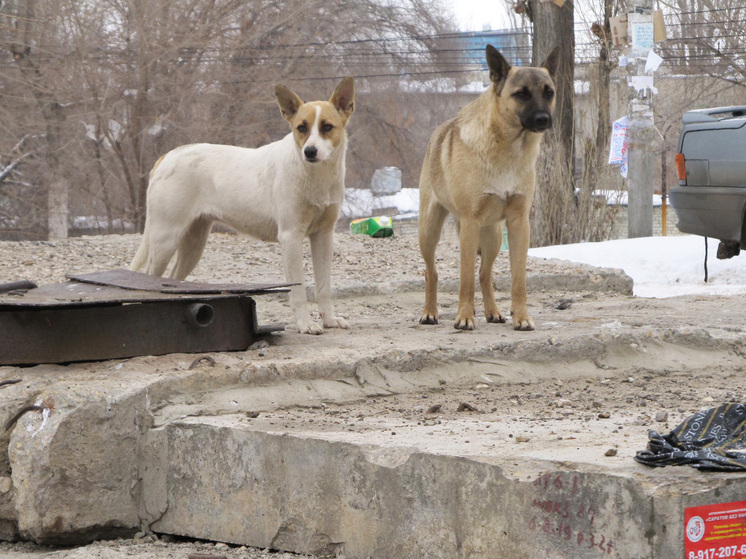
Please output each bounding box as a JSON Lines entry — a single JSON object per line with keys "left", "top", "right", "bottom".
{"left": 609, "top": 116, "right": 629, "bottom": 178}
{"left": 629, "top": 75, "right": 658, "bottom": 95}
{"left": 645, "top": 50, "right": 663, "bottom": 73}
{"left": 628, "top": 13, "right": 655, "bottom": 56}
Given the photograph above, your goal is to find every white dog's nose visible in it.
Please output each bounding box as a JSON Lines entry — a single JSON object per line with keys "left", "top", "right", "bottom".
{"left": 304, "top": 145, "right": 318, "bottom": 162}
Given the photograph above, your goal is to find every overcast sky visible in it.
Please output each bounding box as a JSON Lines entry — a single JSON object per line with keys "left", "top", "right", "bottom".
{"left": 447, "top": 0, "right": 513, "bottom": 31}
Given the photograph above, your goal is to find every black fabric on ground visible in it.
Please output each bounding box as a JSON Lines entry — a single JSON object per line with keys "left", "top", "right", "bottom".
{"left": 635, "top": 403, "right": 746, "bottom": 471}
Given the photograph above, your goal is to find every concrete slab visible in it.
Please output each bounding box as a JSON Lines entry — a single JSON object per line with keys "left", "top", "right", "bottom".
{"left": 144, "top": 413, "right": 744, "bottom": 559}
{"left": 133, "top": 336, "right": 746, "bottom": 559}
{"left": 2, "top": 235, "right": 746, "bottom": 558}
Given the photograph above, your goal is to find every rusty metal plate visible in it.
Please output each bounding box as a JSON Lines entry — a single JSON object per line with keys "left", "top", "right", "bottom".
{"left": 0, "top": 271, "right": 291, "bottom": 309}
{"left": 68, "top": 269, "right": 294, "bottom": 295}
{"left": 0, "top": 270, "right": 287, "bottom": 365}
{"left": 0, "top": 296, "right": 279, "bottom": 365}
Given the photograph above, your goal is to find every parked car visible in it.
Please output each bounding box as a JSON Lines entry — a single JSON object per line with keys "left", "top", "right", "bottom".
{"left": 669, "top": 105, "right": 746, "bottom": 259}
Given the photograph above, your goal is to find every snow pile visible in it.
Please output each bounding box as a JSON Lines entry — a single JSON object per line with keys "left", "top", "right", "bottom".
{"left": 341, "top": 188, "right": 419, "bottom": 220}
{"left": 529, "top": 235, "right": 746, "bottom": 298}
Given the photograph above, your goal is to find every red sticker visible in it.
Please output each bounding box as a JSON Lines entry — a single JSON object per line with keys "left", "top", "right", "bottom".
{"left": 685, "top": 501, "right": 746, "bottom": 559}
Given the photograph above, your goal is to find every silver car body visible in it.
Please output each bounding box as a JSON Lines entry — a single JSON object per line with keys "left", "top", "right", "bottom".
{"left": 669, "top": 106, "right": 746, "bottom": 249}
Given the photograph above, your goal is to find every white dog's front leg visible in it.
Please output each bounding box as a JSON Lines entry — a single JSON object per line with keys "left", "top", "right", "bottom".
{"left": 279, "top": 230, "right": 323, "bottom": 335}
{"left": 310, "top": 230, "right": 349, "bottom": 330}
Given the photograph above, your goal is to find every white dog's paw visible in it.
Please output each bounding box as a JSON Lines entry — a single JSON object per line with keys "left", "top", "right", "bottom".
{"left": 297, "top": 318, "right": 324, "bottom": 335}
{"left": 323, "top": 315, "right": 349, "bottom": 329}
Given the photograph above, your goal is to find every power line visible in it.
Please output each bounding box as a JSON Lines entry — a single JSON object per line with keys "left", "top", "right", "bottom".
{"left": 1, "top": 19, "right": 743, "bottom": 81}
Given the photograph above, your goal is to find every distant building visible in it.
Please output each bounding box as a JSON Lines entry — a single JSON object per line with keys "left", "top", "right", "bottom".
{"left": 450, "top": 29, "right": 531, "bottom": 69}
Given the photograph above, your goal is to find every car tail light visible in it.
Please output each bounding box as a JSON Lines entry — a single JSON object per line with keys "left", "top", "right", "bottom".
{"left": 675, "top": 153, "right": 686, "bottom": 181}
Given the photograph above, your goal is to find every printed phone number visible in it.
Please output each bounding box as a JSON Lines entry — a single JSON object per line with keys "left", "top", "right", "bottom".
{"left": 689, "top": 545, "right": 746, "bottom": 559}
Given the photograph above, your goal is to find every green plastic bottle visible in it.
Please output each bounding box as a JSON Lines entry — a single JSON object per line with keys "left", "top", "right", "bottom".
{"left": 350, "top": 216, "right": 394, "bottom": 237}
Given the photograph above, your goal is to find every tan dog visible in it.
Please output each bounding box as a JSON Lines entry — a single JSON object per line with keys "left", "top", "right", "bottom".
{"left": 131, "top": 78, "right": 355, "bottom": 335}
{"left": 418, "top": 45, "right": 559, "bottom": 331}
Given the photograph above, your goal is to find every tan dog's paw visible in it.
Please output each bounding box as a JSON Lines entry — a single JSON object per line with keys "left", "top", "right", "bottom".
{"left": 323, "top": 315, "right": 349, "bottom": 329}
{"left": 453, "top": 316, "right": 476, "bottom": 330}
{"left": 486, "top": 312, "right": 507, "bottom": 323}
{"left": 419, "top": 312, "right": 439, "bottom": 325}
{"left": 511, "top": 312, "right": 535, "bottom": 331}
{"left": 297, "top": 318, "right": 324, "bottom": 335}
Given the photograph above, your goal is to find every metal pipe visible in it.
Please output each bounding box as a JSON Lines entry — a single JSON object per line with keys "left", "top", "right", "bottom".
{"left": 186, "top": 303, "right": 215, "bottom": 328}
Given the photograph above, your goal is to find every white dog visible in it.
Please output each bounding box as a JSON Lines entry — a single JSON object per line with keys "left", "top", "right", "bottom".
{"left": 130, "top": 78, "right": 355, "bottom": 334}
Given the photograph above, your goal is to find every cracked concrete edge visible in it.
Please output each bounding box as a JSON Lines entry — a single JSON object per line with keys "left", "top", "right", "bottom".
{"left": 141, "top": 416, "right": 741, "bottom": 558}
{"left": 323, "top": 263, "right": 634, "bottom": 300}
{"left": 0, "top": 328, "right": 742, "bottom": 545}
{"left": 4, "top": 384, "right": 154, "bottom": 544}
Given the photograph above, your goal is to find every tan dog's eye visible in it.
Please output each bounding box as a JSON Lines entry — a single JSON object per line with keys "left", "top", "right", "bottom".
{"left": 297, "top": 123, "right": 308, "bottom": 134}
{"left": 321, "top": 122, "right": 334, "bottom": 133}
{"left": 513, "top": 88, "right": 531, "bottom": 101}
{"left": 544, "top": 87, "right": 555, "bottom": 100}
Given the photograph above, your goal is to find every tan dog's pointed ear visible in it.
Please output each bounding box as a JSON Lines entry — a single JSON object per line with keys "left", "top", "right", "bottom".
{"left": 486, "top": 44, "right": 511, "bottom": 94}
{"left": 330, "top": 77, "right": 355, "bottom": 120}
{"left": 275, "top": 84, "right": 304, "bottom": 122}
{"left": 541, "top": 46, "right": 561, "bottom": 80}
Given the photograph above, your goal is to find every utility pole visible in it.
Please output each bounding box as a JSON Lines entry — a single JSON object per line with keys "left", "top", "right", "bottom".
{"left": 625, "top": 0, "right": 656, "bottom": 238}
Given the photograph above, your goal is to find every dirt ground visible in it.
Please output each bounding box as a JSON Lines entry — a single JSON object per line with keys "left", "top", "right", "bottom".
{"left": 1, "top": 232, "right": 745, "bottom": 558}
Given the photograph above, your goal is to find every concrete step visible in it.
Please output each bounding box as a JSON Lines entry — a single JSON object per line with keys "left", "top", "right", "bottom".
{"left": 142, "top": 410, "right": 741, "bottom": 559}
{"left": 136, "top": 339, "right": 746, "bottom": 559}
{"left": 4, "top": 280, "right": 746, "bottom": 557}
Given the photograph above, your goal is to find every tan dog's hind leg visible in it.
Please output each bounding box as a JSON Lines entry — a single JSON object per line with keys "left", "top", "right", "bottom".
{"left": 418, "top": 200, "right": 448, "bottom": 325}
{"left": 479, "top": 223, "right": 507, "bottom": 323}
{"left": 505, "top": 200, "right": 534, "bottom": 331}
{"left": 455, "top": 219, "right": 480, "bottom": 330}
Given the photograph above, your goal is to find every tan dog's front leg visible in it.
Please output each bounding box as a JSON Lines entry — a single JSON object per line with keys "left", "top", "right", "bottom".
{"left": 418, "top": 199, "right": 448, "bottom": 325}
{"left": 279, "top": 230, "right": 322, "bottom": 335}
{"left": 479, "top": 224, "right": 506, "bottom": 323}
{"left": 505, "top": 207, "right": 534, "bottom": 331}
{"left": 310, "top": 230, "right": 348, "bottom": 330}
{"left": 455, "top": 219, "right": 480, "bottom": 330}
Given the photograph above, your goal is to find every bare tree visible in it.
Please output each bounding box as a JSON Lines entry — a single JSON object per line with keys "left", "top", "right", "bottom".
{"left": 1, "top": 0, "right": 75, "bottom": 238}
{"left": 663, "top": 0, "right": 746, "bottom": 87}
{"left": 530, "top": 0, "right": 575, "bottom": 166}
{"left": 0, "top": 0, "right": 453, "bottom": 239}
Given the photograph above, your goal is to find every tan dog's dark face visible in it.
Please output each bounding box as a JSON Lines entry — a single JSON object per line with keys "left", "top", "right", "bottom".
{"left": 486, "top": 45, "right": 559, "bottom": 134}
{"left": 275, "top": 78, "right": 355, "bottom": 164}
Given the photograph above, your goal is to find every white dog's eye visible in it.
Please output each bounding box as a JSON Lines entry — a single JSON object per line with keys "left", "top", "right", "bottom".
{"left": 321, "top": 122, "right": 334, "bottom": 133}
{"left": 297, "top": 123, "right": 308, "bottom": 134}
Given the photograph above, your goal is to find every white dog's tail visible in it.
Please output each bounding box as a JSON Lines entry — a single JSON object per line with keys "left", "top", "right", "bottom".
{"left": 130, "top": 154, "right": 168, "bottom": 273}
{"left": 130, "top": 227, "right": 150, "bottom": 272}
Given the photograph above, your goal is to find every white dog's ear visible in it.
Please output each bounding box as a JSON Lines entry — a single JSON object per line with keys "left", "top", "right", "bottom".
{"left": 275, "top": 84, "right": 304, "bottom": 122}
{"left": 330, "top": 77, "right": 355, "bottom": 120}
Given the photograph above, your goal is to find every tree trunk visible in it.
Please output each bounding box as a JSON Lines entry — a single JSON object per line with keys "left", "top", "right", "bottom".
{"left": 594, "top": 0, "right": 614, "bottom": 161}
{"left": 8, "top": 0, "right": 70, "bottom": 239}
{"left": 531, "top": 0, "right": 575, "bottom": 171}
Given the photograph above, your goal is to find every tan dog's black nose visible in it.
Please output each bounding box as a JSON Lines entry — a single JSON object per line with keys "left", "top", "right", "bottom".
{"left": 534, "top": 113, "right": 551, "bottom": 128}
{"left": 526, "top": 112, "right": 552, "bottom": 132}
